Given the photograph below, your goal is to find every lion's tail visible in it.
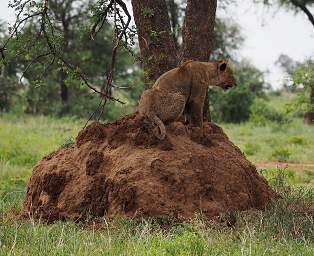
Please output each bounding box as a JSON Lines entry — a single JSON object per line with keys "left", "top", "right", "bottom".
{"left": 148, "top": 113, "right": 166, "bottom": 140}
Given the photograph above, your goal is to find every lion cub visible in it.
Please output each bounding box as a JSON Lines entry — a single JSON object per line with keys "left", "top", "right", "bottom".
{"left": 138, "top": 60, "right": 237, "bottom": 139}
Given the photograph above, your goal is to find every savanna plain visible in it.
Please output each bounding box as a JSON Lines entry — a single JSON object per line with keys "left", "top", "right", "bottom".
{"left": 0, "top": 94, "right": 314, "bottom": 256}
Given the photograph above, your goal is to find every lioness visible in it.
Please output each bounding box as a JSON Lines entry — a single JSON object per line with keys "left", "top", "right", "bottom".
{"left": 138, "top": 60, "right": 237, "bottom": 139}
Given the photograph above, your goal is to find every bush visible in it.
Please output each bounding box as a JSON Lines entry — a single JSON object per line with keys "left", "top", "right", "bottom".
{"left": 210, "top": 84, "right": 255, "bottom": 123}
{"left": 289, "top": 136, "right": 305, "bottom": 145}
{"left": 249, "top": 98, "right": 290, "bottom": 125}
{"left": 271, "top": 147, "right": 291, "bottom": 162}
{"left": 60, "top": 137, "right": 75, "bottom": 148}
{"left": 291, "top": 61, "right": 314, "bottom": 113}
{"left": 210, "top": 60, "right": 266, "bottom": 123}
{"left": 243, "top": 142, "right": 260, "bottom": 156}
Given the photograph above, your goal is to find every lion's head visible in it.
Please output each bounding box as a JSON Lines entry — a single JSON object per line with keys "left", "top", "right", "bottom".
{"left": 214, "top": 61, "right": 237, "bottom": 90}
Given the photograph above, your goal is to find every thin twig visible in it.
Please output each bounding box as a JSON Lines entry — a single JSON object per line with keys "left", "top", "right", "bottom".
{"left": 19, "top": 52, "right": 51, "bottom": 83}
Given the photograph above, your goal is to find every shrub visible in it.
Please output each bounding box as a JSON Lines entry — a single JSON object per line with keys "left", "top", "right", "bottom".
{"left": 210, "top": 84, "right": 255, "bottom": 123}
{"left": 243, "top": 142, "right": 260, "bottom": 156}
{"left": 271, "top": 147, "right": 291, "bottom": 162}
{"left": 260, "top": 168, "right": 301, "bottom": 185}
{"left": 289, "top": 136, "right": 305, "bottom": 145}
{"left": 249, "top": 98, "right": 290, "bottom": 125}
{"left": 210, "top": 60, "right": 268, "bottom": 123}
{"left": 291, "top": 61, "right": 314, "bottom": 114}
{"left": 60, "top": 137, "right": 75, "bottom": 148}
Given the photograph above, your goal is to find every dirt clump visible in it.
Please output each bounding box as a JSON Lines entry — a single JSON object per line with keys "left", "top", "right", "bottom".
{"left": 21, "top": 113, "right": 276, "bottom": 222}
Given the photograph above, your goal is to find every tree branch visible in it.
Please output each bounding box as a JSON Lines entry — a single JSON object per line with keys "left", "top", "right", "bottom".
{"left": 3, "top": 0, "right": 129, "bottom": 126}
{"left": 90, "top": 0, "right": 115, "bottom": 40}
{"left": 291, "top": 0, "right": 314, "bottom": 27}
{"left": 58, "top": 55, "right": 125, "bottom": 104}
{"left": 19, "top": 52, "right": 52, "bottom": 83}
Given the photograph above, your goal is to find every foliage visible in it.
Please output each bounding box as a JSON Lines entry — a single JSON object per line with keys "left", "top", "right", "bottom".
{"left": 211, "top": 83, "right": 255, "bottom": 123}
{"left": 286, "top": 91, "right": 313, "bottom": 116}
{"left": 260, "top": 0, "right": 314, "bottom": 8}
{"left": 250, "top": 98, "right": 290, "bottom": 125}
{"left": 275, "top": 54, "right": 300, "bottom": 91}
{"left": 244, "top": 142, "right": 261, "bottom": 156}
{"left": 211, "top": 17, "right": 244, "bottom": 59}
{"left": 211, "top": 60, "right": 266, "bottom": 123}
{"left": 258, "top": 0, "right": 314, "bottom": 19}
{"left": 293, "top": 61, "right": 314, "bottom": 91}
{"left": 60, "top": 137, "right": 75, "bottom": 149}
{"left": 0, "top": 0, "right": 140, "bottom": 119}
{"left": 289, "top": 135, "right": 305, "bottom": 145}
{"left": 0, "top": 0, "right": 249, "bottom": 121}
{"left": 290, "top": 60, "right": 314, "bottom": 113}
{"left": 275, "top": 54, "right": 299, "bottom": 75}
{"left": 271, "top": 146, "right": 291, "bottom": 161}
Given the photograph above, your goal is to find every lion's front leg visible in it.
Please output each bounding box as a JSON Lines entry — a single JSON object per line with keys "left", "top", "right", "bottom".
{"left": 188, "top": 86, "right": 207, "bottom": 128}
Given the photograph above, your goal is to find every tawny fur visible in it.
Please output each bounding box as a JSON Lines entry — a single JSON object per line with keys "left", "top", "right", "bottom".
{"left": 138, "top": 60, "right": 237, "bottom": 139}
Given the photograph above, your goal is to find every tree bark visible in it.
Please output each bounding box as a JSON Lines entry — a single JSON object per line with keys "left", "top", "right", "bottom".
{"left": 304, "top": 87, "right": 314, "bottom": 124}
{"left": 60, "top": 81, "right": 69, "bottom": 102}
{"left": 304, "top": 112, "right": 314, "bottom": 124}
{"left": 131, "top": 0, "right": 178, "bottom": 89}
{"left": 131, "top": 0, "right": 217, "bottom": 121}
{"left": 181, "top": 0, "right": 217, "bottom": 62}
{"left": 180, "top": 0, "right": 217, "bottom": 121}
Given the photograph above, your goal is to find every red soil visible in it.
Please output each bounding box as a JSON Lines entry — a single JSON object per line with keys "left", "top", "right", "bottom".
{"left": 20, "top": 113, "right": 276, "bottom": 221}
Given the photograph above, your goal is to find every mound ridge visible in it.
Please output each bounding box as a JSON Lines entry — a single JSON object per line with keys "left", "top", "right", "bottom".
{"left": 21, "top": 113, "right": 276, "bottom": 221}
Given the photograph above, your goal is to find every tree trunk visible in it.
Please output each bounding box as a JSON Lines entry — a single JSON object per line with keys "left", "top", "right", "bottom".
{"left": 131, "top": 0, "right": 178, "bottom": 89}
{"left": 60, "top": 78, "right": 68, "bottom": 102}
{"left": 304, "top": 112, "right": 314, "bottom": 124}
{"left": 131, "top": 0, "right": 217, "bottom": 121}
{"left": 304, "top": 87, "right": 314, "bottom": 124}
{"left": 180, "top": 0, "right": 217, "bottom": 121}
{"left": 181, "top": 0, "right": 217, "bottom": 62}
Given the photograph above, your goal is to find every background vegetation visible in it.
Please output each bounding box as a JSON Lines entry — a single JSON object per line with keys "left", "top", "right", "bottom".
{"left": 0, "top": 0, "right": 290, "bottom": 123}
{"left": 0, "top": 0, "right": 313, "bottom": 255}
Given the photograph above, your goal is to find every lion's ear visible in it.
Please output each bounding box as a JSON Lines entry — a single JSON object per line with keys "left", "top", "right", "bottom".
{"left": 218, "top": 61, "right": 228, "bottom": 72}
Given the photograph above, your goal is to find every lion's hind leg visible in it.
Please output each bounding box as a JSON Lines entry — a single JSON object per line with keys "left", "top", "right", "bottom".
{"left": 158, "top": 92, "right": 186, "bottom": 122}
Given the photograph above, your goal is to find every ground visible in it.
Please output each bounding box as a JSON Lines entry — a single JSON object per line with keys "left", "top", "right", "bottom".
{"left": 0, "top": 96, "right": 313, "bottom": 255}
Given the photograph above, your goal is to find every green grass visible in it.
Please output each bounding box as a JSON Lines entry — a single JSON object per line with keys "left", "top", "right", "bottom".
{"left": 222, "top": 119, "right": 314, "bottom": 163}
{"left": 1, "top": 181, "right": 313, "bottom": 255}
{"left": 267, "top": 92, "right": 297, "bottom": 113}
{"left": 260, "top": 168, "right": 314, "bottom": 188}
{"left": 221, "top": 92, "right": 314, "bottom": 164}
{"left": 0, "top": 113, "right": 81, "bottom": 167}
{"left": 0, "top": 112, "right": 314, "bottom": 255}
